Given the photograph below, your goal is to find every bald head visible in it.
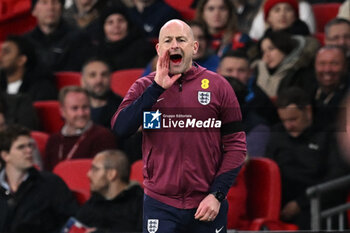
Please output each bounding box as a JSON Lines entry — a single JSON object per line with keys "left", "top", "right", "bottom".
{"left": 98, "top": 150, "right": 130, "bottom": 183}
{"left": 159, "top": 19, "right": 194, "bottom": 41}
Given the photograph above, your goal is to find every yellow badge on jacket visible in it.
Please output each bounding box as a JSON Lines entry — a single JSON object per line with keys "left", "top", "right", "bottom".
{"left": 201, "top": 79, "right": 209, "bottom": 89}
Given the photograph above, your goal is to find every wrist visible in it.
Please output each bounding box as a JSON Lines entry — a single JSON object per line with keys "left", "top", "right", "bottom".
{"left": 210, "top": 191, "right": 225, "bottom": 202}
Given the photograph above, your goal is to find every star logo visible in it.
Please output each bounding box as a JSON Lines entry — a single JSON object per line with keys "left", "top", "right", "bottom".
{"left": 150, "top": 110, "right": 162, "bottom": 122}
{"left": 143, "top": 110, "right": 162, "bottom": 129}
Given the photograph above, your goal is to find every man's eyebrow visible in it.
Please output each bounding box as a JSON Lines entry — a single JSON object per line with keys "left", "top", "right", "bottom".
{"left": 163, "top": 36, "right": 187, "bottom": 39}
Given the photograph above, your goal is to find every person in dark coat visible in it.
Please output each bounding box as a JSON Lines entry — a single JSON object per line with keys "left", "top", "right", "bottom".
{"left": 312, "top": 45, "right": 348, "bottom": 131}
{"left": 76, "top": 150, "right": 143, "bottom": 232}
{"left": 81, "top": 58, "right": 123, "bottom": 128}
{"left": 265, "top": 87, "right": 329, "bottom": 230}
{"left": 125, "top": 0, "right": 182, "bottom": 39}
{"left": 0, "top": 35, "right": 57, "bottom": 101}
{"left": 94, "top": 7, "right": 156, "bottom": 71}
{"left": 26, "top": 0, "right": 94, "bottom": 71}
{"left": 0, "top": 93, "right": 39, "bottom": 130}
{"left": 0, "top": 125, "right": 79, "bottom": 233}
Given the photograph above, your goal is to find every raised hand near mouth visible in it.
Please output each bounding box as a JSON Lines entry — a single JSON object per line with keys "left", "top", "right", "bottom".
{"left": 154, "top": 50, "right": 182, "bottom": 89}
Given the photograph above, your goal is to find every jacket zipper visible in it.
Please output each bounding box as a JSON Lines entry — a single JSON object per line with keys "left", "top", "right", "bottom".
{"left": 178, "top": 77, "right": 183, "bottom": 92}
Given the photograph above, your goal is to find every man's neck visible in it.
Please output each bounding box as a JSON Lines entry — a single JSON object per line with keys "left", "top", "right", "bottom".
{"left": 5, "top": 165, "right": 28, "bottom": 193}
{"left": 38, "top": 23, "right": 59, "bottom": 35}
{"left": 104, "top": 181, "right": 129, "bottom": 200}
{"left": 62, "top": 121, "right": 92, "bottom": 136}
{"left": 6, "top": 68, "right": 25, "bottom": 84}
{"left": 134, "top": 1, "right": 150, "bottom": 13}
{"left": 90, "top": 97, "right": 107, "bottom": 108}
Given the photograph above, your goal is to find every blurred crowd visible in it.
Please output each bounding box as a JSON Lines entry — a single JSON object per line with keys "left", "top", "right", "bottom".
{"left": 0, "top": 0, "right": 349, "bottom": 232}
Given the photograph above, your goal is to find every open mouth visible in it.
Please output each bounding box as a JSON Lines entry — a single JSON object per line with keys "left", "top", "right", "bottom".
{"left": 170, "top": 54, "right": 183, "bottom": 64}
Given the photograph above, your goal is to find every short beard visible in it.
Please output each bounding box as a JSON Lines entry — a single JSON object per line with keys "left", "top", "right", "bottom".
{"left": 4, "top": 65, "right": 18, "bottom": 77}
{"left": 86, "top": 89, "right": 109, "bottom": 100}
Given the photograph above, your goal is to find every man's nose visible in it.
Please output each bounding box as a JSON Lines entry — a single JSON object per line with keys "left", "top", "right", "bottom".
{"left": 323, "top": 63, "right": 333, "bottom": 72}
{"left": 338, "top": 37, "right": 346, "bottom": 47}
{"left": 231, "top": 70, "right": 239, "bottom": 78}
{"left": 170, "top": 40, "right": 179, "bottom": 49}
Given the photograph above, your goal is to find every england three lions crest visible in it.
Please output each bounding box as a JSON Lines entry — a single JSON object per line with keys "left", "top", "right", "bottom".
{"left": 198, "top": 91, "right": 211, "bottom": 105}
{"left": 147, "top": 219, "right": 159, "bottom": 233}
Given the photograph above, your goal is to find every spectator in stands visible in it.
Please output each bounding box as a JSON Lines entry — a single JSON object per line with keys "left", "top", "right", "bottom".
{"left": 217, "top": 50, "right": 279, "bottom": 126}
{"left": 94, "top": 7, "right": 156, "bottom": 71}
{"left": 0, "top": 35, "right": 57, "bottom": 101}
{"left": 324, "top": 18, "right": 350, "bottom": 69}
{"left": 0, "top": 101, "right": 41, "bottom": 168}
{"left": 312, "top": 45, "right": 348, "bottom": 130}
{"left": 195, "top": 0, "right": 253, "bottom": 57}
{"left": 81, "top": 58, "right": 123, "bottom": 128}
{"left": 253, "top": 31, "right": 318, "bottom": 99}
{"left": 249, "top": 0, "right": 315, "bottom": 40}
{"left": 265, "top": 87, "right": 329, "bottom": 229}
{"left": 76, "top": 150, "right": 143, "bottom": 232}
{"left": 190, "top": 21, "right": 220, "bottom": 71}
{"left": 44, "top": 86, "right": 117, "bottom": 171}
{"left": 231, "top": 0, "right": 263, "bottom": 34}
{"left": 63, "top": 0, "right": 109, "bottom": 30}
{"left": 26, "top": 0, "right": 93, "bottom": 71}
{"left": 124, "top": 0, "right": 182, "bottom": 39}
{"left": 0, "top": 92, "right": 39, "bottom": 130}
{"left": 337, "top": 0, "right": 350, "bottom": 21}
{"left": 0, "top": 125, "right": 79, "bottom": 233}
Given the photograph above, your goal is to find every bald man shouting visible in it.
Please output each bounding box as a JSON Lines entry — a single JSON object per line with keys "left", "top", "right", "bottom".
{"left": 112, "top": 19, "right": 246, "bottom": 233}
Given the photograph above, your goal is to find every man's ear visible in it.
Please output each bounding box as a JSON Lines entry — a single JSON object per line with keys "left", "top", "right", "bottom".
{"left": 107, "top": 169, "right": 118, "bottom": 181}
{"left": 17, "top": 55, "right": 27, "bottom": 68}
{"left": 155, "top": 43, "right": 160, "bottom": 56}
{"left": 305, "top": 104, "right": 313, "bottom": 121}
{"left": 0, "top": 150, "right": 9, "bottom": 163}
{"left": 31, "top": 5, "right": 38, "bottom": 17}
{"left": 193, "top": 41, "right": 199, "bottom": 55}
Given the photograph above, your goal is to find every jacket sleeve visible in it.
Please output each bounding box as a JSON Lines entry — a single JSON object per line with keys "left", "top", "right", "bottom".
{"left": 111, "top": 79, "right": 165, "bottom": 138}
{"left": 209, "top": 78, "right": 247, "bottom": 197}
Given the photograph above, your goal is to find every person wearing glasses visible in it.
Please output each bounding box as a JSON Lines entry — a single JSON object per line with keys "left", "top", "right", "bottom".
{"left": 0, "top": 125, "right": 78, "bottom": 233}
{"left": 76, "top": 150, "right": 143, "bottom": 232}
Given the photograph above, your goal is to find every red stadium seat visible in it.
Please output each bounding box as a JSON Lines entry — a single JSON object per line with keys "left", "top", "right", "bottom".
{"left": 111, "top": 68, "right": 144, "bottom": 97}
{"left": 33, "top": 100, "right": 64, "bottom": 134}
{"left": 178, "top": 7, "right": 195, "bottom": 21}
{"left": 227, "top": 158, "right": 298, "bottom": 230}
{"left": 130, "top": 159, "right": 144, "bottom": 188}
{"left": 164, "top": 0, "right": 194, "bottom": 10}
{"left": 0, "top": 0, "right": 37, "bottom": 41}
{"left": 53, "top": 159, "right": 92, "bottom": 203}
{"left": 30, "top": 130, "right": 49, "bottom": 160}
{"left": 54, "top": 71, "right": 81, "bottom": 91}
{"left": 72, "top": 189, "right": 90, "bottom": 206}
{"left": 312, "top": 3, "right": 341, "bottom": 33}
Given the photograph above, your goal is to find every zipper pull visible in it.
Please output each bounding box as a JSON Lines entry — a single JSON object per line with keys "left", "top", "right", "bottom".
{"left": 178, "top": 77, "right": 183, "bottom": 92}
